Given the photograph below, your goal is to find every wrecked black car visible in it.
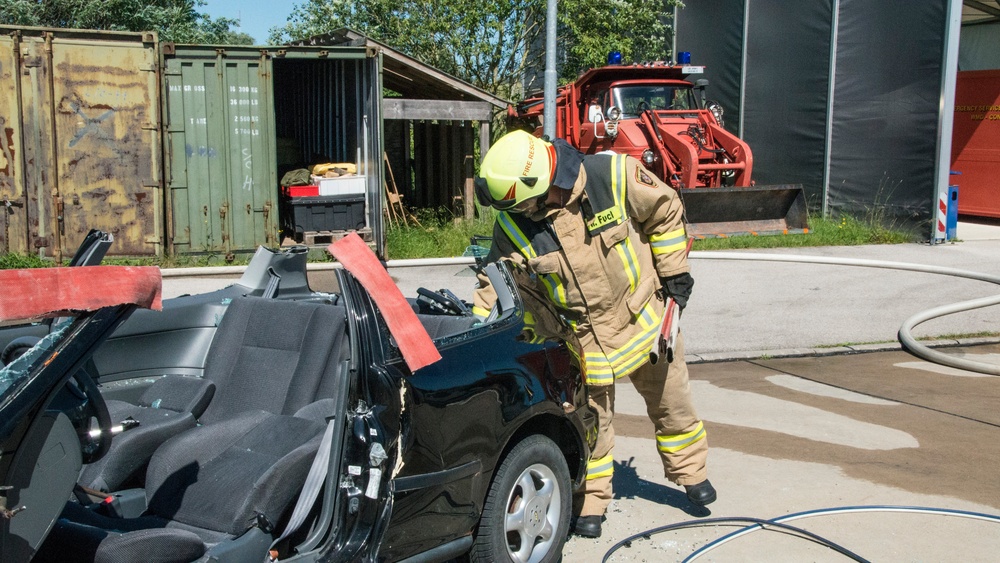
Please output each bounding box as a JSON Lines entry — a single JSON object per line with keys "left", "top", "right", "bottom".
{"left": 1, "top": 234, "right": 595, "bottom": 563}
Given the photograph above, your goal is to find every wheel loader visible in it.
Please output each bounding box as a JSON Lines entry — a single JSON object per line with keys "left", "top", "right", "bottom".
{"left": 509, "top": 61, "right": 808, "bottom": 237}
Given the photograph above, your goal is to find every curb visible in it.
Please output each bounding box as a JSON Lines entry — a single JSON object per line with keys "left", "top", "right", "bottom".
{"left": 685, "top": 336, "right": 1000, "bottom": 364}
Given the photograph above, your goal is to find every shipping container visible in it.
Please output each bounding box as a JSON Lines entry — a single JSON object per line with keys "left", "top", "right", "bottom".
{"left": 162, "top": 43, "right": 384, "bottom": 258}
{"left": 0, "top": 26, "right": 163, "bottom": 258}
{"left": 0, "top": 26, "right": 385, "bottom": 260}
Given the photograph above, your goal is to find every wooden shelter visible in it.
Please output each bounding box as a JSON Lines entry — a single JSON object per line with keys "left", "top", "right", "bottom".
{"left": 297, "top": 29, "right": 509, "bottom": 219}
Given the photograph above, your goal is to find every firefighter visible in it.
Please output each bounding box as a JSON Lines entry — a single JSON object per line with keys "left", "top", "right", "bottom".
{"left": 472, "top": 130, "right": 715, "bottom": 538}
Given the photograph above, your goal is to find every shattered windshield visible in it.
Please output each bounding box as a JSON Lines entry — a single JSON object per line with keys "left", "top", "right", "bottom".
{"left": 611, "top": 85, "right": 697, "bottom": 117}
{"left": 0, "top": 319, "right": 74, "bottom": 405}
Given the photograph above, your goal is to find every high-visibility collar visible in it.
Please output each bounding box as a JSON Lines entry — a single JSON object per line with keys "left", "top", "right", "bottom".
{"left": 581, "top": 154, "right": 628, "bottom": 235}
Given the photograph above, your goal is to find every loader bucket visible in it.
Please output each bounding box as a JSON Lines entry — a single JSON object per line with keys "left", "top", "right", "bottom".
{"left": 679, "top": 185, "right": 809, "bottom": 238}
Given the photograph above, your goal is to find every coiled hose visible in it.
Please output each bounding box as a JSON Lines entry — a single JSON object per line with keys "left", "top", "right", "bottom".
{"left": 690, "top": 251, "right": 1000, "bottom": 375}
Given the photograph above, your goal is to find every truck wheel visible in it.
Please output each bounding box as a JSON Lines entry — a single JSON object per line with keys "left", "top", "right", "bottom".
{"left": 471, "top": 434, "right": 571, "bottom": 563}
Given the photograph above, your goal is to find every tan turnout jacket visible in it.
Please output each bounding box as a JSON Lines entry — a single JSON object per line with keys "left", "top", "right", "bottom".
{"left": 474, "top": 153, "right": 690, "bottom": 385}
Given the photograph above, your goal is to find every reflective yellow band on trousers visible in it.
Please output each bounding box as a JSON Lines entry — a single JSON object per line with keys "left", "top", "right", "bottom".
{"left": 657, "top": 421, "right": 706, "bottom": 453}
{"left": 586, "top": 453, "right": 614, "bottom": 480}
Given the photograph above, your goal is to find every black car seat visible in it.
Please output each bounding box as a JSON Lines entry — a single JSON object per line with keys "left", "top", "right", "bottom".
{"left": 37, "top": 406, "right": 334, "bottom": 563}
{"left": 80, "top": 376, "right": 215, "bottom": 491}
{"left": 79, "top": 296, "right": 349, "bottom": 492}
{"left": 38, "top": 297, "right": 352, "bottom": 562}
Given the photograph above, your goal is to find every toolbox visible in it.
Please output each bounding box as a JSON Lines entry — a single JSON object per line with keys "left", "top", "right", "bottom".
{"left": 286, "top": 194, "right": 367, "bottom": 237}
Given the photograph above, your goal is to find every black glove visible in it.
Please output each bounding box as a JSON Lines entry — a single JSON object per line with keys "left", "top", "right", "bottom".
{"left": 660, "top": 272, "right": 694, "bottom": 310}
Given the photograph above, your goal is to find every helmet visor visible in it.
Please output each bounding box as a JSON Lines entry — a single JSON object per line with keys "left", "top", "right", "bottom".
{"left": 475, "top": 176, "right": 543, "bottom": 211}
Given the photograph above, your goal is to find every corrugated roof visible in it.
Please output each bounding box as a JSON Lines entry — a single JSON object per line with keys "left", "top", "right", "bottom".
{"left": 963, "top": 0, "right": 1000, "bottom": 25}
{"left": 291, "top": 28, "right": 510, "bottom": 109}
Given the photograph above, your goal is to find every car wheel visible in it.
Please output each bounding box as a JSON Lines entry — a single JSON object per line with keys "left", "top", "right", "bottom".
{"left": 471, "top": 434, "right": 571, "bottom": 563}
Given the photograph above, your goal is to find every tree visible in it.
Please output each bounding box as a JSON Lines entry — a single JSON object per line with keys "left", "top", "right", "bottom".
{"left": 271, "top": 0, "right": 545, "bottom": 102}
{"left": 557, "top": 0, "right": 681, "bottom": 80}
{"left": 271, "top": 0, "right": 680, "bottom": 102}
{"left": 0, "top": 0, "right": 253, "bottom": 44}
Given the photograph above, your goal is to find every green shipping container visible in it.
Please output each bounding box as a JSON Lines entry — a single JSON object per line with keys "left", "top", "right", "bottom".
{"left": 163, "top": 44, "right": 384, "bottom": 258}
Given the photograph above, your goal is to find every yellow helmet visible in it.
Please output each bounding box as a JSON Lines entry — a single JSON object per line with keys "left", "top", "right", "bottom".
{"left": 475, "top": 130, "right": 555, "bottom": 210}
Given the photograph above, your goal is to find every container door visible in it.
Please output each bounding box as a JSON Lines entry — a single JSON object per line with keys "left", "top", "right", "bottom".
{"left": 50, "top": 32, "right": 163, "bottom": 257}
{"left": 163, "top": 46, "right": 277, "bottom": 256}
{"left": 0, "top": 28, "right": 163, "bottom": 258}
{"left": 0, "top": 33, "right": 27, "bottom": 255}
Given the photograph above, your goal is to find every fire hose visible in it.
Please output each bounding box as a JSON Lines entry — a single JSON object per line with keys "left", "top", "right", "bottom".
{"left": 688, "top": 251, "right": 1000, "bottom": 376}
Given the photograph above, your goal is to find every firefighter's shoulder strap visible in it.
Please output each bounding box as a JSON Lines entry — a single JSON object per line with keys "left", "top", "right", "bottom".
{"left": 496, "top": 211, "right": 561, "bottom": 259}
{"left": 581, "top": 153, "right": 628, "bottom": 235}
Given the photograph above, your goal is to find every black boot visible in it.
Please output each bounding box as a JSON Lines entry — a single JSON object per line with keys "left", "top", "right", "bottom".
{"left": 684, "top": 479, "right": 717, "bottom": 506}
{"left": 573, "top": 515, "right": 603, "bottom": 538}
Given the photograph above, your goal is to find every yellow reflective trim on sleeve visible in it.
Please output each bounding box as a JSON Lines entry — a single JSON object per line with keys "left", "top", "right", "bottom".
{"left": 650, "top": 228, "right": 688, "bottom": 255}
{"left": 657, "top": 422, "right": 706, "bottom": 453}
{"left": 586, "top": 453, "right": 615, "bottom": 480}
{"left": 472, "top": 306, "right": 491, "bottom": 320}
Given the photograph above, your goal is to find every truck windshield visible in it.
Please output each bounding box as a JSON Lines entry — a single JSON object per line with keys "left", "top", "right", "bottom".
{"left": 610, "top": 85, "right": 697, "bottom": 117}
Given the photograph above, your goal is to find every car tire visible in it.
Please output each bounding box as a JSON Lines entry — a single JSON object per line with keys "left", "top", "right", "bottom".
{"left": 471, "top": 434, "right": 571, "bottom": 563}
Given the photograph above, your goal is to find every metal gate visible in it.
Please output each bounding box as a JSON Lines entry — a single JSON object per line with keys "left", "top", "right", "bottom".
{"left": 0, "top": 27, "right": 163, "bottom": 258}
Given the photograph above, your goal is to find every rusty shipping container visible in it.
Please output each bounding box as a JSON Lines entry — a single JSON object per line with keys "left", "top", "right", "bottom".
{"left": 162, "top": 43, "right": 384, "bottom": 257}
{"left": 0, "top": 26, "right": 385, "bottom": 259}
{"left": 0, "top": 26, "right": 163, "bottom": 258}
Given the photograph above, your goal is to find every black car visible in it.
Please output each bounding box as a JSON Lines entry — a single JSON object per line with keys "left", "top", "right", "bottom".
{"left": 0, "top": 236, "right": 595, "bottom": 562}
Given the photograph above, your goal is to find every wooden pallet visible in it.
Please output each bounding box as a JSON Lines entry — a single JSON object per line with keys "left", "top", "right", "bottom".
{"left": 301, "top": 228, "right": 373, "bottom": 246}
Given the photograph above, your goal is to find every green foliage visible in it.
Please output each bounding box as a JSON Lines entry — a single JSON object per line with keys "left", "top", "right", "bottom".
{"left": 558, "top": 0, "right": 681, "bottom": 80}
{"left": 691, "top": 215, "right": 915, "bottom": 251}
{"left": 0, "top": 0, "right": 253, "bottom": 44}
{"left": 384, "top": 213, "right": 915, "bottom": 260}
{"left": 272, "top": 0, "right": 682, "bottom": 102}
{"left": 0, "top": 252, "right": 51, "bottom": 269}
{"left": 272, "top": 0, "right": 545, "bottom": 102}
{"left": 386, "top": 208, "right": 494, "bottom": 260}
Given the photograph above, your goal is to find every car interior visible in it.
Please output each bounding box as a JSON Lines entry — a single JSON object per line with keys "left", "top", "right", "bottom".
{"left": 14, "top": 244, "right": 496, "bottom": 563}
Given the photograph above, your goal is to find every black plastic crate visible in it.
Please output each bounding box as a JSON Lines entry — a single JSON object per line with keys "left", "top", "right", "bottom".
{"left": 285, "top": 195, "right": 366, "bottom": 237}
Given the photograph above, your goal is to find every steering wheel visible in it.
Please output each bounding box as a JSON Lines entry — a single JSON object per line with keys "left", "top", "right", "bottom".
{"left": 417, "top": 287, "right": 470, "bottom": 316}
{"left": 71, "top": 368, "right": 113, "bottom": 464}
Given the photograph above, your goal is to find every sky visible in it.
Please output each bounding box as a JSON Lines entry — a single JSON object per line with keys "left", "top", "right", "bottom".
{"left": 201, "top": 0, "right": 300, "bottom": 44}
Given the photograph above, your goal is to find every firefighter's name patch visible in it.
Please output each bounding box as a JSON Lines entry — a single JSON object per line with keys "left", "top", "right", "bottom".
{"left": 636, "top": 168, "right": 656, "bottom": 187}
{"left": 586, "top": 206, "right": 622, "bottom": 232}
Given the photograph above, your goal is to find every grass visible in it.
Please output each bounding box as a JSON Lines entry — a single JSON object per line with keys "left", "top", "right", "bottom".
{"left": 690, "top": 215, "right": 915, "bottom": 252}
{"left": 385, "top": 210, "right": 917, "bottom": 259}
{"left": 386, "top": 207, "right": 495, "bottom": 260}
{"left": 0, "top": 209, "right": 916, "bottom": 267}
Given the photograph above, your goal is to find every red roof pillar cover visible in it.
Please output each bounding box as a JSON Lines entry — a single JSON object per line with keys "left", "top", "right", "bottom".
{"left": 0, "top": 266, "right": 163, "bottom": 321}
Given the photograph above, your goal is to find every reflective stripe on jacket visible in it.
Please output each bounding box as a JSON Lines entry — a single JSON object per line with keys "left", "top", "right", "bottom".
{"left": 475, "top": 152, "right": 689, "bottom": 385}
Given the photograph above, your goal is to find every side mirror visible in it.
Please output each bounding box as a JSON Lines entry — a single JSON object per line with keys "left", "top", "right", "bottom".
{"left": 587, "top": 104, "right": 604, "bottom": 124}
{"left": 695, "top": 79, "right": 709, "bottom": 108}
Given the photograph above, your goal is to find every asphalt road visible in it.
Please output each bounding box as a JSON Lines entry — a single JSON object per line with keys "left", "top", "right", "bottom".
{"left": 160, "top": 231, "right": 1000, "bottom": 561}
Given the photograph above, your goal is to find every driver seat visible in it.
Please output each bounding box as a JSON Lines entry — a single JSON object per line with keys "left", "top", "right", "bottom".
{"left": 35, "top": 405, "right": 332, "bottom": 563}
